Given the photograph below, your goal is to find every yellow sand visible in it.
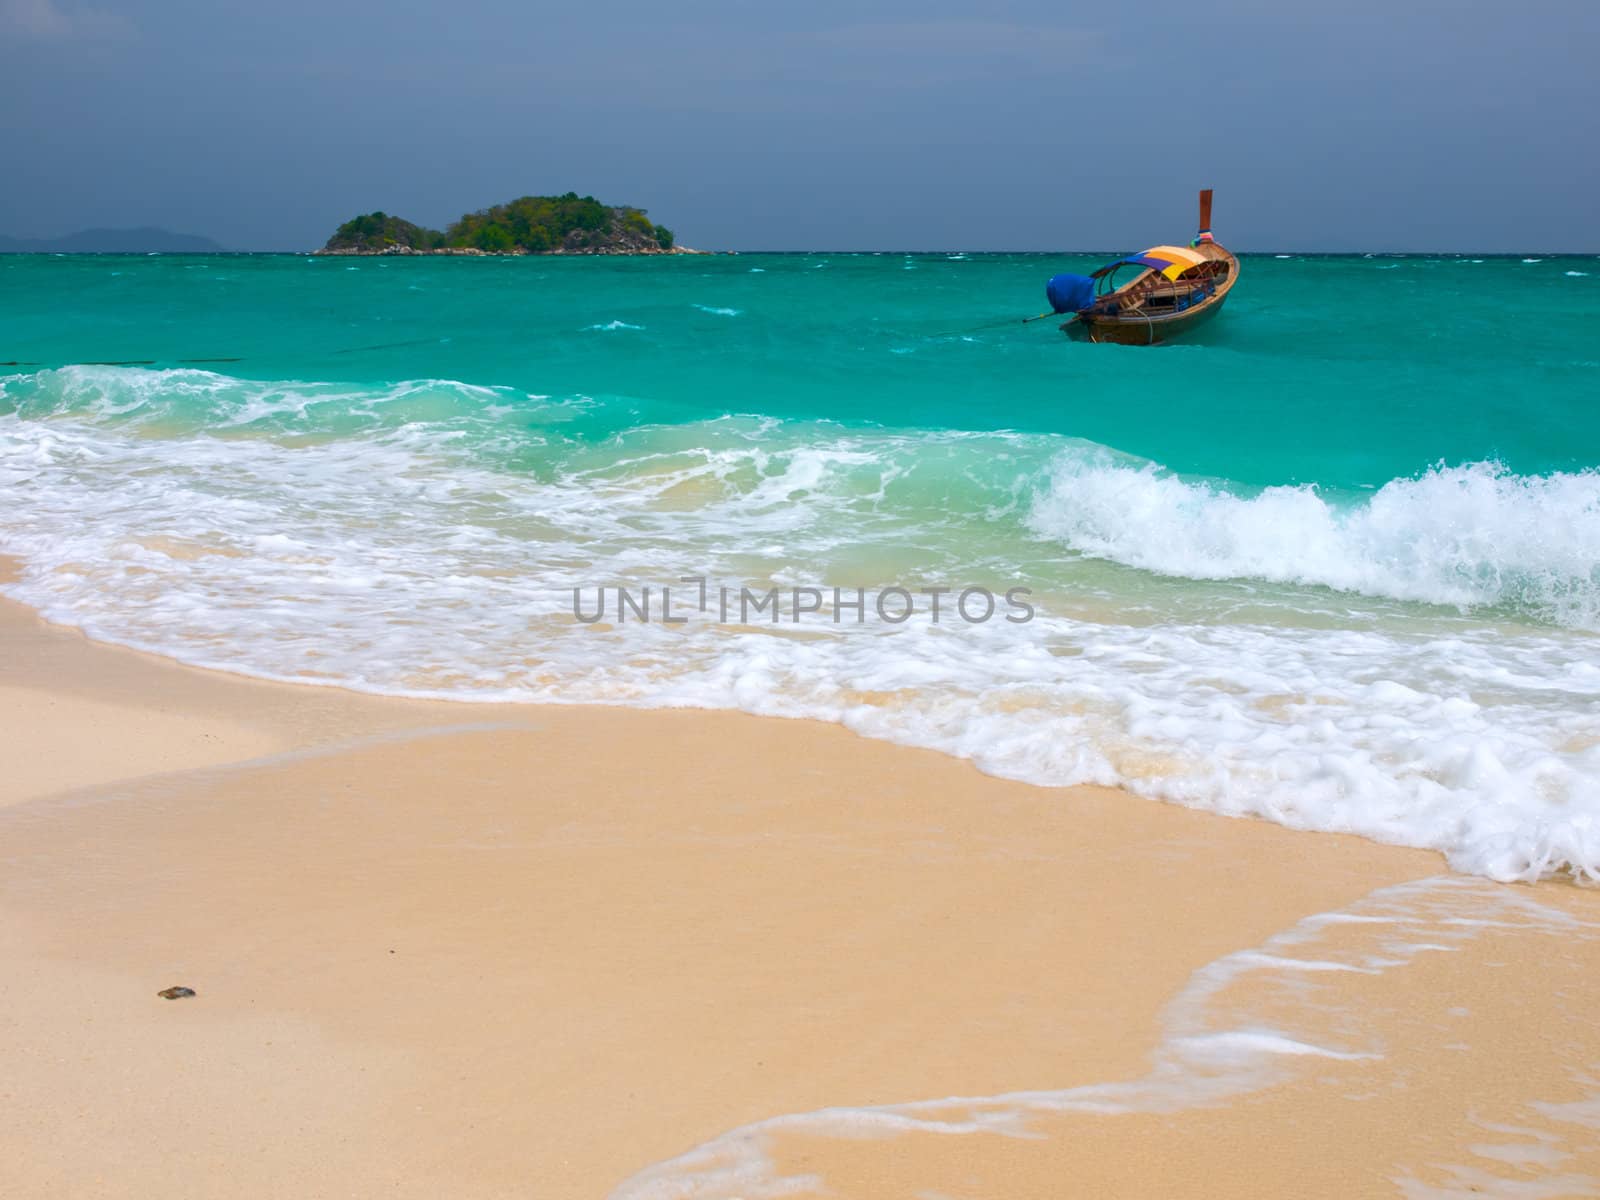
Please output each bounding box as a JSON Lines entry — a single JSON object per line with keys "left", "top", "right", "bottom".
{"left": 1, "top": 593, "right": 1596, "bottom": 1199}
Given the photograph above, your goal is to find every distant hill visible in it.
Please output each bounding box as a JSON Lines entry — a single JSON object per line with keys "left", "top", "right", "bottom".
{"left": 321, "top": 193, "right": 678, "bottom": 255}
{"left": 0, "top": 227, "right": 228, "bottom": 253}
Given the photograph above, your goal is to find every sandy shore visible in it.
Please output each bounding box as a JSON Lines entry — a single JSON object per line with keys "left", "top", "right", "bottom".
{"left": 2, "top": 592, "right": 1597, "bottom": 1198}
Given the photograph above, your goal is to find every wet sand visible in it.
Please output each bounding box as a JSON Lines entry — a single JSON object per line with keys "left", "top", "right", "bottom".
{"left": 2, "top": 595, "right": 1596, "bottom": 1198}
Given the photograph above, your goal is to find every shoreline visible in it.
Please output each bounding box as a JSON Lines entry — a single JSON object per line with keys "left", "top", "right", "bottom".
{"left": 3, "top": 588, "right": 1598, "bottom": 1196}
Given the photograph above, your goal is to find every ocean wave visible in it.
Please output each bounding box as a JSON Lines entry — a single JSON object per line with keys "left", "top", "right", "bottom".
{"left": 0, "top": 364, "right": 576, "bottom": 437}
{"left": 1029, "top": 448, "right": 1600, "bottom": 628}
{"left": 3, "top": 366, "right": 1600, "bottom": 881}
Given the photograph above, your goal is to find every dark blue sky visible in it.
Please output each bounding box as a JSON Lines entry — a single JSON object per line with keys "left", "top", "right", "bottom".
{"left": 3, "top": 0, "right": 1596, "bottom": 251}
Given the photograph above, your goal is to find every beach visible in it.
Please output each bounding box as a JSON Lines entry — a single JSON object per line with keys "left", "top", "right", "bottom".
{"left": 7, "top": 0, "right": 1598, "bottom": 1184}
{"left": 4, "top": 250, "right": 1600, "bottom": 1196}
{"left": 5, "top": 591, "right": 1599, "bottom": 1198}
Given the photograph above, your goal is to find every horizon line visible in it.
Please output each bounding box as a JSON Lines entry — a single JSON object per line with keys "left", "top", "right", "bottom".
{"left": 3, "top": 248, "right": 1598, "bottom": 258}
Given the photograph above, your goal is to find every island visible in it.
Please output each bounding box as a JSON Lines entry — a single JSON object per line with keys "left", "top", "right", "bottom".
{"left": 317, "top": 193, "right": 695, "bottom": 256}
{"left": 0, "top": 227, "right": 228, "bottom": 253}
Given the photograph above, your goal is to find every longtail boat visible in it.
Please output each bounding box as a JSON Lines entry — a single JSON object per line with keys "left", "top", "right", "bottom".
{"left": 1044, "top": 190, "right": 1238, "bottom": 345}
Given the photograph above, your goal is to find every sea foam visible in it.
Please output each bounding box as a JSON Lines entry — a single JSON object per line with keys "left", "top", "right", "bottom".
{"left": 3, "top": 367, "right": 1600, "bottom": 882}
{"left": 1029, "top": 446, "right": 1600, "bottom": 628}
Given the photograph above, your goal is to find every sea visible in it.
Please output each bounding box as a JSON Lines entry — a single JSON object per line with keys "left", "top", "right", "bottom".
{"left": 3, "top": 250, "right": 1597, "bottom": 882}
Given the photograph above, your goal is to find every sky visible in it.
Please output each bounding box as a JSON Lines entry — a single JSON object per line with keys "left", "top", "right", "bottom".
{"left": 2, "top": 0, "right": 1597, "bottom": 252}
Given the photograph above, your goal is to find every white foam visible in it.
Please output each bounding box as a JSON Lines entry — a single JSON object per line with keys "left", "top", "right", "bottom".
{"left": 1028, "top": 447, "right": 1600, "bottom": 627}
{"left": 3, "top": 368, "right": 1600, "bottom": 882}
{"left": 692, "top": 305, "right": 741, "bottom": 316}
{"left": 586, "top": 320, "right": 644, "bottom": 331}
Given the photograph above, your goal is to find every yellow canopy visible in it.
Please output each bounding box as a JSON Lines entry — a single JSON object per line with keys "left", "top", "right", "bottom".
{"left": 1141, "top": 244, "right": 1209, "bottom": 279}
{"left": 1092, "top": 244, "right": 1213, "bottom": 281}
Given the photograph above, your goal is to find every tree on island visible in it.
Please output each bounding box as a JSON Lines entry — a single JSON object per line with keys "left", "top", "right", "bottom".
{"left": 322, "top": 194, "right": 676, "bottom": 254}
{"left": 325, "top": 212, "right": 443, "bottom": 252}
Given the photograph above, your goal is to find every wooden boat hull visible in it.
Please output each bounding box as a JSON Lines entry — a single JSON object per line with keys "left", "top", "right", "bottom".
{"left": 1065, "top": 291, "right": 1231, "bottom": 345}
{"left": 1059, "top": 196, "right": 1239, "bottom": 345}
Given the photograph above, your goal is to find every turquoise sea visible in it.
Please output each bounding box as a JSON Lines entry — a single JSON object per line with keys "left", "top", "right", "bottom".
{"left": 3, "top": 251, "right": 1598, "bottom": 879}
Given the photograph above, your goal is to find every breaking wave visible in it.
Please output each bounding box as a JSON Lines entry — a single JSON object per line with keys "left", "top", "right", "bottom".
{"left": 4, "top": 366, "right": 1600, "bottom": 881}
{"left": 1029, "top": 447, "right": 1600, "bottom": 628}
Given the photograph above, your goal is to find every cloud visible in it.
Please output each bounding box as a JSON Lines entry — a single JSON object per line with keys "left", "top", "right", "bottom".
{"left": 0, "top": 0, "right": 134, "bottom": 40}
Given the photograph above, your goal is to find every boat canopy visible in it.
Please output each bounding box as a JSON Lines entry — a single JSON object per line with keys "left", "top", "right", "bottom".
{"left": 1092, "top": 244, "right": 1209, "bottom": 281}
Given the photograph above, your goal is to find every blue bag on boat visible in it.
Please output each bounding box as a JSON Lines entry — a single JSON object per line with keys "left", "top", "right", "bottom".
{"left": 1046, "top": 274, "right": 1096, "bottom": 314}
